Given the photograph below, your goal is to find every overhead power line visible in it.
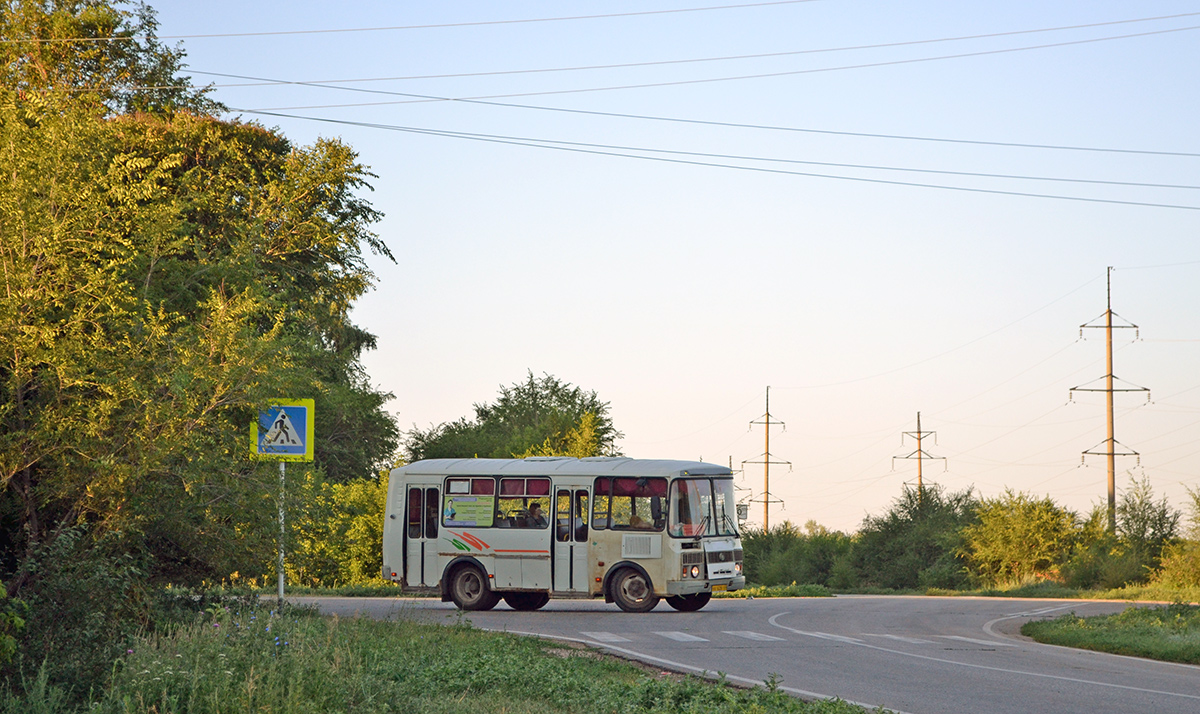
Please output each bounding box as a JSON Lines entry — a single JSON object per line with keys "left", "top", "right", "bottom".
{"left": 188, "top": 70, "right": 1200, "bottom": 160}
{"left": 134, "top": 11, "right": 1200, "bottom": 86}
{"left": 236, "top": 108, "right": 1200, "bottom": 211}
{"left": 1, "top": 1, "right": 820, "bottom": 43}
{"left": 171, "top": 114, "right": 1200, "bottom": 190}
{"left": 231, "top": 23, "right": 1200, "bottom": 110}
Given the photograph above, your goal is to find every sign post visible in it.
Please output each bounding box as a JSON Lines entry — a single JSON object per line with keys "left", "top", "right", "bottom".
{"left": 251, "top": 399, "right": 315, "bottom": 605}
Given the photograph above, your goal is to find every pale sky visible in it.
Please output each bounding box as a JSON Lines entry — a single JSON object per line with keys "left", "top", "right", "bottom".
{"left": 152, "top": 1, "right": 1200, "bottom": 532}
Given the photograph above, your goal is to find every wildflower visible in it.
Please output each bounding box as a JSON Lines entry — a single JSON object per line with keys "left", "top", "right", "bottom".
{"left": 213, "top": 622, "right": 221, "bottom": 628}
{"left": 127, "top": 649, "right": 134, "bottom": 655}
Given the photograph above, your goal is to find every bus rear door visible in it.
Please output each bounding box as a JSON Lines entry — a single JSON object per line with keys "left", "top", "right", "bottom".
{"left": 404, "top": 485, "right": 441, "bottom": 588}
{"left": 553, "top": 488, "right": 590, "bottom": 592}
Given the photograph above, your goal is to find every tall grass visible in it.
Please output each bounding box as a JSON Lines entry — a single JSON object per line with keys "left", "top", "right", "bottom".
{"left": 6, "top": 600, "right": 883, "bottom": 713}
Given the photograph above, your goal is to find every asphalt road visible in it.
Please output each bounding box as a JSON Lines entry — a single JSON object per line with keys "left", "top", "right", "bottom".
{"left": 293, "top": 595, "right": 1200, "bottom": 714}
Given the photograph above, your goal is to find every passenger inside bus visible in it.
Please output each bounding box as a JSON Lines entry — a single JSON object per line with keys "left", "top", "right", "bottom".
{"left": 526, "top": 502, "right": 548, "bottom": 528}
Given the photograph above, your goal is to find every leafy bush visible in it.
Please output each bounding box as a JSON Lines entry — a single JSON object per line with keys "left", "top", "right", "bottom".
{"left": 960, "top": 489, "right": 1078, "bottom": 586}
{"left": 1154, "top": 487, "right": 1200, "bottom": 590}
{"left": 286, "top": 473, "right": 388, "bottom": 588}
{"left": 7, "top": 528, "right": 149, "bottom": 699}
{"left": 852, "top": 485, "right": 976, "bottom": 590}
{"left": 0, "top": 584, "right": 25, "bottom": 667}
{"left": 741, "top": 521, "right": 855, "bottom": 588}
{"left": 1117, "top": 476, "right": 1180, "bottom": 569}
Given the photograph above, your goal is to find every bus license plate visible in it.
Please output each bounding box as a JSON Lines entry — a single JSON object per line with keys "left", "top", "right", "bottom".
{"left": 711, "top": 584, "right": 727, "bottom": 592}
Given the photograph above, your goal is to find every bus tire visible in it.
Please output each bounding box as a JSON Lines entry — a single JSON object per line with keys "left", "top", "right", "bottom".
{"left": 665, "top": 593, "right": 711, "bottom": 612}
{"left": 502, "top": 592, "right": 550, "bottom": 611}
{"left": 611, "top": 568, "right": 659, "bottom": 613}
{"left": 449, "top": 565, "right": 500, "bottom": 611}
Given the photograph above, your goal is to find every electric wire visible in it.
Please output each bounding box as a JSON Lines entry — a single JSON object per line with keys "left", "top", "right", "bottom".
{"left": 228, "top": 121, "right": 1200, "bottom": 190}
{"left": 130, "top": 11, "right": 1200, "bottom": 86}
{"left": 235, "top": 24, "right": 1200, "bottom": 110}
{"left": 237, "top": 109, "right": 1200, "bottom": 212}
{"left": 0, "top": 1, "right": 821, "bottom": 42}
{"left": 195, "top": 71, "right": 1200, "bottom": 158}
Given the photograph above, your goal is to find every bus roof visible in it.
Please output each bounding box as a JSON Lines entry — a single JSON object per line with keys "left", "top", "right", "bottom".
{"left": 393, "top": 457, "right": 732, "bottom": 478}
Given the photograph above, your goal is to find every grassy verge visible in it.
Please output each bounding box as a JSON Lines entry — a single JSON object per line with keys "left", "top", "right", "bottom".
{"left": 925, "top": 581, "right": 1200, "bottom": 602}
{"left": 1021, "top": 603, "right": 1200, "bottom": 664}
{"left": 716, "top": 583, "right": 833, "bottom": 598}
{"left": 8, "top": 600, "right": 884, "bottom": 714}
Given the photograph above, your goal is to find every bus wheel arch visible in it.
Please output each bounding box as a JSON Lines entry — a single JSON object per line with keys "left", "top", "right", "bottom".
{"left": 606, "top": 563, "right": 659, "bottom": 613}
{"left": 445, "top": 558, "right": 500, "bottom": 611}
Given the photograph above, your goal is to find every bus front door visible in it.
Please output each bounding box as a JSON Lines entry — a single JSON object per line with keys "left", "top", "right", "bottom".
{"left": 553, "top": 488, "right": 590, "bottom": 592}
{"left": 404, "top": 485, "right": 441, "bottom": 588}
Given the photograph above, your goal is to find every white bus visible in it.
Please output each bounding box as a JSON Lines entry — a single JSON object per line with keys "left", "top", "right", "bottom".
{"left": 382, "top": 457, "right": 745, "bottom": 612}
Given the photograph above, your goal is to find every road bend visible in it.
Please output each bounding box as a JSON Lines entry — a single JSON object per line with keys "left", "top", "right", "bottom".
{"left": 296, "top": 595, "right": 1200, "bottom": 714}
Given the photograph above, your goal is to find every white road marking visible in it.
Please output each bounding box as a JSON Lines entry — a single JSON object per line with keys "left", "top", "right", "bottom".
{"left": 862, "top": 633, "right": 935, "bottom": 644}
{"left": 937, "top": 635, "right": 1017, "bottom": 647}
{"left": 768, "top": 612, "right": 1200, "bottom": 702}
{"left": 580, "top": 631, "right": 630, "bottom": 643}
{"left": 792, "top": 630, "right": 864, "bottom": 644}
{"left": 656, "top": 631, "right": 709, "bottom": 642}
{"left": 723, "top": 630, "right": 786, "bottom": 642}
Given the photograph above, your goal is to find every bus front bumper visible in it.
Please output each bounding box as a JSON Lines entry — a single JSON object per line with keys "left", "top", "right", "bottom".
{"left": 667, "top": 575, "right": 745, "bottom": 596}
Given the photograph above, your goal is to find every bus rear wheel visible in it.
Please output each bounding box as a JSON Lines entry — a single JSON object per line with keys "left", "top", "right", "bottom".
{"left": 665, "top": 593, "right": 711, "bottom": 612}
{"left": 502, "top": 592, "right": 550, "bottom": 611}
{"left": 449, "top": 565, "right": 500, "bottom": 611}
{"left": 611, "top": 568, "right": 659, "bottom": 613}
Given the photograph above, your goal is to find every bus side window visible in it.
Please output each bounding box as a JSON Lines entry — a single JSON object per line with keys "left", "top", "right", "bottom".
{"left": 556, "top": 490, "right": 571, "bottom": 542}
{"left": 424, "top": 487, "right": 439, "bottom": 538}
{"left": 407, "top": 487, "right": 423, "bottom": 538}
{"left": 574, "top": 490, "right": 589, "bottom": 542}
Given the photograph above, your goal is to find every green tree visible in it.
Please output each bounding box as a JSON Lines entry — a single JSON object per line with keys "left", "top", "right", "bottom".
{"left": 1154, "top": 486, "right": 1200, "bottom": 590}
{"left": 2, "top": 0, "right": 219, "bottom": 114}
{"left": 406, "top": 372, "right": 622, "bottom": 460}
{"left": 287, "top": 473, "right": 388, "bottom": 587}
{"left": 1117, "top": 475, "right": 1180, "bottom": 565}
{"left": 1, "top": 0, "right": 397, "bottom": 592}
{"left": 853, "top": 484, "right": 977, "bottom": 590}
{"left": 961, "top": 490, "right": 1078, "bottom": 585}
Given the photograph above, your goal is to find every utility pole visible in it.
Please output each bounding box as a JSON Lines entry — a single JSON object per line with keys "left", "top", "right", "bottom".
{"left": 1070, "top": 267, "right": 1148, "bottom": 533}
{"left": 893, "top": 412, "right": 945, "bottom": 504}
{"left": 743, "top": 386, "right": 790, "bottom": 530}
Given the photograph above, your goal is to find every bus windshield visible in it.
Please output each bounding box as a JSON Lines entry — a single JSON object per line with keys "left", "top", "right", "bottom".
{"left": 669, "top": 478, "right": 738, "bottom": 537}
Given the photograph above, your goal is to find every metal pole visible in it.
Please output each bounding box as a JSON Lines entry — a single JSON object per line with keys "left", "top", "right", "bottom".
{"left": 278, "top": 460, "right": 286, "bottom": 605}
{"left": 764, "top": 387, "right": 770, "bottom": 530}
{"left": 916, "top": 411, "right": 923, "bottom": 505}
{"left": 1105, "top": 269, "right": 1116, "bottom": 533}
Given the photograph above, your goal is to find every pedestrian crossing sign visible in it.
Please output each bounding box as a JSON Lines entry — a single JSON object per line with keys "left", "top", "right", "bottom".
{"left": 251, "top": 399, "right": 315, "bottom": 461}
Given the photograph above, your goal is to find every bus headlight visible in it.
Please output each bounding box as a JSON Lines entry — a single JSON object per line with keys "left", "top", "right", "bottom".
{"left": 690, "top": 565, "right": 701, "bottom": 578}
{"left": 734, "top": 562, "right": 742, "bottom": 574}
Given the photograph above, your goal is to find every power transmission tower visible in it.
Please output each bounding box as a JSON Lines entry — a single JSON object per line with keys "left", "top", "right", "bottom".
{"left": 1069, "top": 267, "right": 1150, "bottom": 533}
{"left": 742, "top": 386, "right": 790, "bottom": 530}
{"left": 892, "top": 411, "right": 945, "bottom": 504}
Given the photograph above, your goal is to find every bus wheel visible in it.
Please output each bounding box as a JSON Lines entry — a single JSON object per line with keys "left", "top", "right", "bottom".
{"left": 665, "top": 593, "right": 711, "bottom": 612}
{"left": 502, "top": 592, "right": 550, "bottom": 611}
{"left": 449, "top": 565, "right": 500, "bottom": 611}
{"left": 611, "top": 568, "right": 659, "bottom": 613}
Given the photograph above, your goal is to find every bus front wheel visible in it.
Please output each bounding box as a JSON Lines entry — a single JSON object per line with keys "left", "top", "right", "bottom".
{"left": 665, "top": 593, "right": 711, "bottom": 612}
{"left": 449, "top": 566, "right": 500, "bottom": 611}
{"left": 502, "top": 592, "right": 550, "bottom": 611}
{"left": 611, "top": 568, "right": 659, "bottom": 613}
